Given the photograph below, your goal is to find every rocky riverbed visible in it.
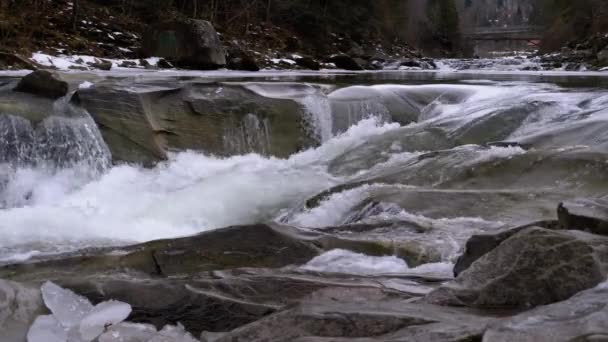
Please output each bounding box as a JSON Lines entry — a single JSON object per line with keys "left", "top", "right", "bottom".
{"left": 1, "top": 69, "right": 608, "bottom": 341}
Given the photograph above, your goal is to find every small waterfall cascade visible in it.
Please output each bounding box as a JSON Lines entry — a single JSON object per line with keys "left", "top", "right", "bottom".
{"left": 223, "top": 113, "right": 272, "bottom": 155}
{"left": 329, "top": 99, "right": 392, "bottom": 135}
{"left": 298, "top": 94, "right": 334, "bottom": 143}
{"left": 0, "top": 94, "right": 112, "bottom": 208}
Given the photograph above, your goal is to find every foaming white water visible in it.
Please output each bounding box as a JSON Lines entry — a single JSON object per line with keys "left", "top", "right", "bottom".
{"left": 301, "top": 249, "right": 454, "bottom": 277}
{"left": 0, "top": 119, "right": 398, "bottom": 258}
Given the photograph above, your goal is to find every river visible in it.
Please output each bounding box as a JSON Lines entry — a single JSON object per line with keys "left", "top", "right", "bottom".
{"left": 1, "top": 68, "right": 608, "bottom": 276}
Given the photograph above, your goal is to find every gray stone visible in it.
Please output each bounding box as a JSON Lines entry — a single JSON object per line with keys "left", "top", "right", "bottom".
{"left": 426, "top": 227, "right": 608, "bottom": 309}
{"left": 141, "top": 19, "right": 225, "bottom": 70}
{"left": 14, "top": 70, "right": 68, "bottom": 99}
{"left": 483, "top": 281, "right": 608, "bottom": 342}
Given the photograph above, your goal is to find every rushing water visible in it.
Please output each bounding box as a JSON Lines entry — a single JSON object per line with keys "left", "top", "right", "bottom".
{"left": 1, "top": 70, "right": 608, "bottom": 271}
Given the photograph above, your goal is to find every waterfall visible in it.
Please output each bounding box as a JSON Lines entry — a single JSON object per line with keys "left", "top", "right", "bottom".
{"left": 298, "top": 94, "right": 334, "bottom": 143}
{"left": 0, "top": 94, "right": 112, "bottom": 209}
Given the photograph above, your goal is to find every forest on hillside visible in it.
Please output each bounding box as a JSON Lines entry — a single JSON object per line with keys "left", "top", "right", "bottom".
{"left": 0, "top": 0, "right": 606, "bottom": 58}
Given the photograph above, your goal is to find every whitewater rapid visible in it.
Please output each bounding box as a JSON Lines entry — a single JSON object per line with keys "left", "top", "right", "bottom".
{"left": 0, "top": 118, "right": 399, "bottom": 261}
{"left": 2, "top": 78, "right": 608, "bottom": 268}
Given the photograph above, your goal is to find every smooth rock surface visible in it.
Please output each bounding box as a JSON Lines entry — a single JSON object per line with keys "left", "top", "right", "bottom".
{"left": 76, "top": 81, "right": 315, "bottom": 164}
{"left": 483, "top": 281, "right": 608, "bottom": 342}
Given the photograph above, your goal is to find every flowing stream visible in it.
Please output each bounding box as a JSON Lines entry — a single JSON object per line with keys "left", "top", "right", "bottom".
{"left": 1, "top": 70, "right": 608, "bottom": 272}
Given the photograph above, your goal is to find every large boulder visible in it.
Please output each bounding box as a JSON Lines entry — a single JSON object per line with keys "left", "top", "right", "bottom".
{"left": 14, "top": 70, "right": 68, "bottom": 99}
{"left": 141, "top": 19, "right": 226, "bottom": 70}
{"left": 453, "top": 220, "right": 558, "bottom": 277}
{"left": 0, "top": 280, "right": 45, "bottom": 341}
{"left": 75, "top": 81, "right": 317, "bottom": 165}
{"left": 483, "top": 281, "right": 608, "bottom": 342}
{"left": 426, "top": 227, "right": 608, "bottom": 309}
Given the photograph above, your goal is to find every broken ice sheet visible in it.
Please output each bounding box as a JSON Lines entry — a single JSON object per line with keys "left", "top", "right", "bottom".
{"left": 27, "top": 315, "right": 68, "bottom": 342}
{"left": 41, "top": 281, "right": 94, "bottom": 328}
{"left": 79, "top": 300, "right": 132, "bottom": 340}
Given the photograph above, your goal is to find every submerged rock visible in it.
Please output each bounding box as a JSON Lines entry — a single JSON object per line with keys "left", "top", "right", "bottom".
{"left": 14, "top": 70, "right": 68, "bottom": 99}
{"left": 427, "top": 227, "right": 608, "bottom": 309}
{"left": 141, "top": 19, "right": 226, "bottom": 70}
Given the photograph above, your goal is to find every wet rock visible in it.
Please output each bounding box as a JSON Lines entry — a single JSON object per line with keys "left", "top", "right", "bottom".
{"left": 213, "top": 299, "right": 494, "bottom": 342}
{"left": 558, "top": 198, "right": 608, "bottom": 236}
{"left": 13, "top": 267, "right": 435, "bottom": 337}
{"left": 453, "top": 220, "right": 558, "bottom": 277}
{"left": 157, "top": 58, "right": 174, "bottom": 69}
{"left": 327, "top": 54, "right": 363, "bottom": 71}
{"left": 226, "top": 44, "right": 260, "bottom": 71}
{"left": 14, "top": 70, "right": 68, "bottom": 99}
{"left": 315, "top": 234, "right": 442, "bottom": 267}
{"left": 88, "top": 59, "right": 113, "bottom": 71}
{"left": 427, "top": 227, "right": 608, "bottom": 309}
{"left": 0, "top": 224, "right": 319, "bottom": 279}
{"left": 295, "top": 57, "right": 320, "bottom": 71}
{"left": 400, "top": 59, "right": 421, "bottom": 68}
{"left": 0, "top": 279, "right": 45, "bottom": 341}
{"left": 483, "top": 281, "right": 608, "bottom": 342}
{"left": 142, "top": 19, "right": 226, "bottom": 70}
{"left": 119, "top": 60, "right": 138, "bottom": 68}
{"left": 76, "top": 80, "right": 316, "bottom": 164}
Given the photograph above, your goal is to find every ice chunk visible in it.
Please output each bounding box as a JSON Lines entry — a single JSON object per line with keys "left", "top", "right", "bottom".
{"left": 149, "top": 324, "right": 198, "bottom": 342}
{"left": 41, "top": 282, "right": 93, "bottom": 328}
{"left": 79, "top": 300, "right": 132, "bottom": 341}
{"left": 98, "top": 322, "right": 157, "bottom": 342}
{"left": 27, "top": 315, "right": 68, "bottom": 342}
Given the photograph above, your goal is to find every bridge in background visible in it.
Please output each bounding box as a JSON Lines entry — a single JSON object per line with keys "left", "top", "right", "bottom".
{"left": 462, "top": 25, "right": 544, "bottom": 56}
{"left": 463, "top": 25, "right": 543, "bottom": 41}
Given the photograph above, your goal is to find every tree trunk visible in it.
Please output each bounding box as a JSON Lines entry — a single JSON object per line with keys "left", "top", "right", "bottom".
{"left": 71, "top": 0, "right": 79, "bottom": 31}
{"left": 266, "top": 0, "right": 272, "bottom": 23}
